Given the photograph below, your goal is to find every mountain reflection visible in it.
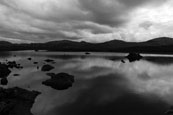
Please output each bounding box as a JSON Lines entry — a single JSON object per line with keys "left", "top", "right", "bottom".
{"left": 1, "top": 51, "right": 173, "bottom": 115}
{"left": 144, "top": 56, "right": 173, "bottom": 65}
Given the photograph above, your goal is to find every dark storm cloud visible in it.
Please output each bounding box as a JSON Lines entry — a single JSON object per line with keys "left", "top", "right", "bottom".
{"left": 0, "top": 0, "right": 169, "bottom": 42}
{"left": 78, "top": 0, "right": 165, "bottom": 26}
{"left": 73, "top": 22, "right": 114, "bottom": 34}
{"left": 118, "top": 0, "right": 164, "bottom": 7}
{"left": 78, "top": 0, "right": 127, "bottom": 26}
{"left": 0, "top": 30, "right": 81, "bottom": 43}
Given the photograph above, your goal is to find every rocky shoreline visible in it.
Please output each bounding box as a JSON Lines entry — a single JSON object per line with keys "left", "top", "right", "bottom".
{"left": 0, "top": 87, "right": 40, "bottom": 115}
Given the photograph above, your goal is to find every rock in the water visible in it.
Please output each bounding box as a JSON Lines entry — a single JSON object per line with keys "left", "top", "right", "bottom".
{"left": 44, "top": 59, "right": 54, "bottom": 63}
{"left": 121, "top": 60, "right": 125, "bottom": 63}
{"left": 33, "top": 62, "right": 38, "bottom": 64}
{"left": 27, "top": 58, "right": 32, "bottom": 61}
{"left": 0, "top": 78, "right": 8, "bottom": 85}
{"left": 126, "top": 53, "right": 143, "bottom": 62}
{"left": 85, "top": 52, "right": 90, "bottom": 55}
{"left": 44, "top": 59, "right": 56, "bottom": 64}
{"left": 13, "top": 74, "right": 20, "bottom": 76}
{"left": 0, "top": 87, "right": 40, "bottom": 115}
{"left": 41, "top": 64, "right": 54, "bottom": 71}
{"left": 0, "top": 64, "right": 11, "bottom": 78}
{"left": 7, "top": 61, "right": 23, "bottom": 69}
{"left": 42, "top": 72, "right": 75, "bottom": 90}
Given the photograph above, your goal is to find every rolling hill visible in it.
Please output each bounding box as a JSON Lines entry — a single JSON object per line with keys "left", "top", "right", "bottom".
{"left": 1, "top": 37, "right": 173, "bottom": 54}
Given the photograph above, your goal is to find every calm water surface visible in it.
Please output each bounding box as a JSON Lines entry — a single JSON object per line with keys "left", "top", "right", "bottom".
{"left": 1, "top": 51, "right": 173, "bottom": 115}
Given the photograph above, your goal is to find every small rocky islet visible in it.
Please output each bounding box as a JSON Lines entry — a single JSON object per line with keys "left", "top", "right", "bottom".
{"left": 41, "top": 64, "right": 55, "bottom": 72}
{"left": 121, "top": 52, "right": 143, "bottom": 63}
{"left": 126, "top": 52, "right": 143, "bottom": 62}
{"left": 42, "top": 72, "right": 75, "bottom": 90}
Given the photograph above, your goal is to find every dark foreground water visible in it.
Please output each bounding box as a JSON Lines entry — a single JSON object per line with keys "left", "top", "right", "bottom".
{"left": 1, "top": 51, "right": 173, "bottom": 115}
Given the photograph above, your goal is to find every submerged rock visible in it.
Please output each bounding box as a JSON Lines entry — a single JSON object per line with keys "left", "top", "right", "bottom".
{"left": 0, "top": 78, "right": 8, "bottom": 85}
{"left": 41, "top": 64, "right": 54, "bottom": 72}
{"left": 42, "top": 72, "right": 75, "bottom": 90}
{"left": 126, "top": 53, "right": 143, "bottom": 62}
{"left": 0, "top": 64, "right": 11, "bottom": 78}
{"left": 0, "top": 87, "right": 40, "bottom": 115}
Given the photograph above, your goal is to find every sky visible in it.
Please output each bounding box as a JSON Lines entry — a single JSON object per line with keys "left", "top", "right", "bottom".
{"left": 0, "top": 0, "right": 172, "bottom": 43}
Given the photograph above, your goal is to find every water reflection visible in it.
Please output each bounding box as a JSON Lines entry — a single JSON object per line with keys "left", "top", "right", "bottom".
{"left": 144, "top": 56, "right": 173, "bottom": 65}
{"left": 56, "top": 75, "right": 168, "bottom": 115}
{"left": 1, "top": 51, "right": 173, "bottom": 115}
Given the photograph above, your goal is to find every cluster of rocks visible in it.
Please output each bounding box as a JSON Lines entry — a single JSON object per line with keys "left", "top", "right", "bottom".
{"left": 0, "top": 56, "right": 76, "bottom": 91}
{"left": 0, "top": 63, "right": 11, "bottom": 85}
{"left": 0, "top": 60, "right": 24, "bottom": 85}
{"left": 37, "top": 59, "right": 76, "bottom": 90}
{"left": 0, "top": 87, "right": 40, "bottom": 115}
{"left": 0, "top": 63, "right": 11, "bottom": 78}
{"left": 0, "top": 56, "right": 76, "bottom": 114}
{"left": 42, "top": 72, "right": 75, "bottom": 90}
{"left": 7, "top": 61, "right": 23, "bottom": 69}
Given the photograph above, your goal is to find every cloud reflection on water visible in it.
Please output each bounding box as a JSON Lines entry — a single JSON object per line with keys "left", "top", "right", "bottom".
{"left": 1, "top": 52, "right": 173, "bottom": 115}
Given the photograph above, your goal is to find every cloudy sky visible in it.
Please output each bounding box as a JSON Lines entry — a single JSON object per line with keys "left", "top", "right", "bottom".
{"left": 0, "top": 0, "right": 172, "bottom": 43}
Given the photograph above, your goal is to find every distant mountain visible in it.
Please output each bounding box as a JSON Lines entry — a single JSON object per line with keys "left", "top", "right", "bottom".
{"left": 42, "top": 37, "right": 173, "bottom": 53}
{"left": 0, "top": 41, "right": 12, "bottom": 45}
{"left": 143, "top": 37, "right": 173, "bottom": 46}
{"left": 1, "top": 37, "right": 173, "bottom": 54}
{"left": 45, "top": 40, "right": 77, "bottom": 45}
